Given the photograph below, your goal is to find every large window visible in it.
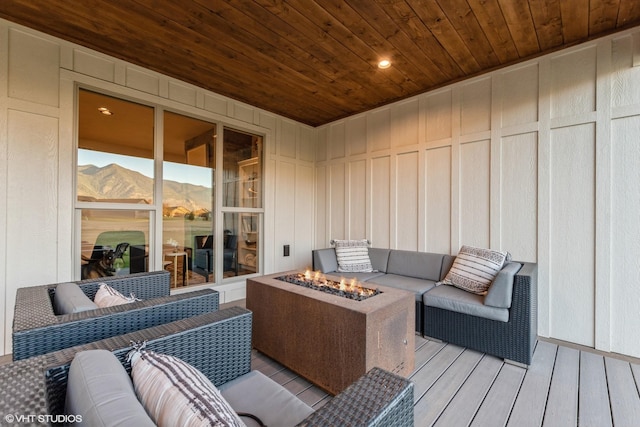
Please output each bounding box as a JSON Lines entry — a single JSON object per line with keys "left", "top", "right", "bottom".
{"left": 76, "top": 89, "right": 263, "bottom": 286}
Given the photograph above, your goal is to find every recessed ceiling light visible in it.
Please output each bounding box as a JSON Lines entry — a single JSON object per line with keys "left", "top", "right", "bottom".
{"left": 98, "top": 107, "right": 113, "bottom": 116}
{"left": 378, "top": 59, "right": 391, "bottom": 69}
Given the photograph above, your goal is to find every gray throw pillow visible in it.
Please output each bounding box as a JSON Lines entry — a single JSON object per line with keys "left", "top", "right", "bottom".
{"left": 54, "top": 282, "right": 98, "bottom": 314}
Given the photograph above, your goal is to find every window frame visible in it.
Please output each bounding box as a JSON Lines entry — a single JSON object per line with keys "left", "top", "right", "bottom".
{"left": 73, "top": 85, "right": 266, "bottom": 285}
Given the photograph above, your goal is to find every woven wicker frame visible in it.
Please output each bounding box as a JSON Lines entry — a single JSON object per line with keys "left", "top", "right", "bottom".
{"left": 0, "top": 308, "right": 413, "bottom": 426}
{"left": 423, "top": 262, "right": 537, "bottom": 365}
{"left": 12, "top": 271, "right": 220, "bottom": 360}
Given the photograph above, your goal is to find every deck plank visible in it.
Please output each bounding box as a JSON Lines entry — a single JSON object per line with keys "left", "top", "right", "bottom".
{"left": 413, "top": 348, "right": 484, "bottom": 426}
{"left": 506, "top": 340, "right": 557, "bottom": 427}
{"left": 432, "top": 355, "right": 503, "bottom": 427}
{"left": 605, "top": 356, "right": 640, "bottom": 427}
{"left": 250, "top": 337, "right": 640, "bottom": 427}
{"left": 469, "top": 363, "right": 525, "bottom": 427}
{"left": 542, "top": 345, "right": 579, "bottom": 426}
{"left": 412, "top": 339, "right": 447, "bottom": 373}
{"left": 410, "top": 343, "right": 466, "bottom": 403}
{"left": 579, "top": 351, "right": 613, "bottom": 427}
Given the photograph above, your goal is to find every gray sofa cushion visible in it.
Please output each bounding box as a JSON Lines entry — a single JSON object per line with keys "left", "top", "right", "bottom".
{"left": 313, "top": 248, "right": 339, "bottom": 273}
{"left": 54, "top": 282, "right": 98, "bottom": 314}
{"left": 484, "top": 262, "right": 522, "bottom": 309}
{"left": 219, "top": 370, "right": 314, "bottom": 427}
{"left": 423, "top": 285, "right": 509, "bottom": 322}
{"left": 440, "top": 255, "right": 456, "bottom": 280}
{"left": 386, "top": 250, "right": 444, "bottom": 281}
{"left": 368, "top": 248, "right": 391, "bottom": 273}
{"left": 367, "top": 274, "right": 437, "bottom": 301}
{"left": 66, "top": 350, "right": 155, "bottom": 427}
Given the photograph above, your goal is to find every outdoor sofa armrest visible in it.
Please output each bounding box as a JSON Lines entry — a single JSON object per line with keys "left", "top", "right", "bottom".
{"left": 298, "top": 367, "right": 414, "bottom": 427}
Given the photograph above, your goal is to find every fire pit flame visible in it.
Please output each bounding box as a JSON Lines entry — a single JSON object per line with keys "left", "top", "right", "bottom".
{"left": 276, "top": 270, "right": 382, "bottom": 301}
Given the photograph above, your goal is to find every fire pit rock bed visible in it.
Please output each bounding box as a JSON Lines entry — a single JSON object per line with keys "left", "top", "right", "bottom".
{"left": 313, "top": 247, "right": 537, "bottom": 366}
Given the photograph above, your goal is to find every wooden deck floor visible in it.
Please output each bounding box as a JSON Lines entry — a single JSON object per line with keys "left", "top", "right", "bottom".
{"left": 251, "top": 335, "right": 640, "bottom": 427}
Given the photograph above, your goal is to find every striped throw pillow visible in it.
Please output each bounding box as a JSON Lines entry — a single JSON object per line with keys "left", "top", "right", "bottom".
{"left": 94, "top": 283, "right": 137, "bottom": 307}
{"left": 442, "top": 245, "right": 509, "bottom": 295}
{"left": 334, "top": 239, "right": 373, "bottom": 273}
{"left": 130, "top": 349, "right": 244, "bottom": 427}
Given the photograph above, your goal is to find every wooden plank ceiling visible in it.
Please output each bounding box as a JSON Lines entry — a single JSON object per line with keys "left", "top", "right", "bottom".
{"left": 2, "top": 0, "right": 640, "bottom": 126}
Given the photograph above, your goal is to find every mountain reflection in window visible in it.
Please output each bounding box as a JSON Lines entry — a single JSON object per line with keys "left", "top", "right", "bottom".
{"left": 77, "top": 89, "right": 155, "bottom": 203}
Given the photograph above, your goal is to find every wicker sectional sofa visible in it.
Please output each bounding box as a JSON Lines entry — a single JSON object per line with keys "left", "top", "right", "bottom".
{"left": 0, "top": 308, "right": 414, "bottom": 426}
{"left": 12, "top": 271, "right": 220, "bottom": 360}
{"left": 313, "top": 247, "right": 537, "bottom": 365}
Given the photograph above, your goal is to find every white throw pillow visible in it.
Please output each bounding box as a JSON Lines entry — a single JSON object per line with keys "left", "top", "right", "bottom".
{"left": 442, "top": 245, "right": 509, "bottom": 295}
{"left": 94, "top": 283, "right": 137, "bottom": 308}
{"left": 129, "top": 348, "right": 244, "bottom": 427}
{"left": 334, "top": 239, "right": 373, "bottom": 273}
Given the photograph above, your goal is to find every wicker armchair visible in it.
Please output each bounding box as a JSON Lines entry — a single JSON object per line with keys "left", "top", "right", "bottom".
{"left": 12, "top": 271, "right": 219, "bottom": 360}
{"left": 0, "top": 308, "right": 414, "bottom": 426}
{"left": 423, "top": 262, "right": 537, "bottom": 365}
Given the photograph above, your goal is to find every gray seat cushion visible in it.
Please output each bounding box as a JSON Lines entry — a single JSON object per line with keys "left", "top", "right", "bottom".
{"left": 66, "top": 350, "right": 155, "bottom": 427}
{"left": 54, "top": 282, "right": 98, "bottom": 314}
{"left": 386, "top": 250, "right": 444, "bottom": 281}
{"left": 423, "top": 285, "right": 509, "bottom": 322}
{"left": 219, "top": 370, "right": 314, "bottom": 427}
{"left": 367, "top": 274, "right": 437, "bottom": 301}
{"left": 484, "top": 262, "right": 522, "bottom": 309}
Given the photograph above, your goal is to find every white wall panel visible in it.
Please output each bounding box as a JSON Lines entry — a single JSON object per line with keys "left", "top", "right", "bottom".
{"left": 459, "top": 140, "right": 490, "bottom": 248}
{"left": 461, "top": 78, "right": 491, "bottom": 135}
{"left": 611, "top": 34, "right": 640, "bottom": 109}
{"left": 550, "top": 47, "right": 597, "bottom": 118}
{"left": 299, "top": 126, "right": 315, "bottom": 162}
{"left": 329, "top": 121, "right": 345, "bottom": 159}
{"left": 329, "top": 163, "right": 345, "bottom": 239}
{"left": 500, "top": 65, "right": 538, "bottom": 128}
{"left": 168, "top": 81, "right": 197, "bottom": 106}
{"left": 280, "top": 120, "right": 298, "bottom": 159}
{"left": 549, "top": 123, "right": 595, "bottom": 347}
{"left": 346, "top": 115, "right": 367, "bottom": 155}
{"left": 391, "top": 99, "right": 419, "bottom": 147}
{"left": 274, "top": 161, "right": 296, "bottom": 271}
{"left": 368, "top": 108, "right": 391, "bottom": 152}
{"left": 425, "top": 90, "right": 452, "bottom": 142}
{"left": 294, "top": 164, "right": 315, "bottom": 268}
{"left": 611, "top": 116, "right": 640, "bottom": 357}
{"left": 232, "top": 102, "right": 254, "bottom": 123}
{"left": 316, "top": 126, "right": 328, "bottom": 162}
{"left": 8, "top": 29, "right": 59, "bottom": 106}
{"left": 396, "top": 152, "right": 419, "bottom": 250}
{"left": 6, "top": 110, "right": 59, "bottom": 346}
{"left": 126, "top": 67, "right": 160, "bottom": 95}
{"left": 500, "top": 133, "right": 538, "bottom": 261}
{"left": 425, "top": 147, "right": 451, "bottom": 254}
{"left": 371, "top": 156, "right": 390, "bottom": 248}
{"left": 74, "top": 50, "right": 115, "bottom": 82}
{"left": 349, "top": 160, "right": 367, "bottom": 239}
{"left": 204, "top": 93, "right": 228, "bottom": 116}
{"left": 315, "top": 166, "right": 328, "bottom": 247}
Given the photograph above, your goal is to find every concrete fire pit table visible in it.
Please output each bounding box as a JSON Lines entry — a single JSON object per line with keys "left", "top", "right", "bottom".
{"left": 246, "top": 271, "right": 415, "bottom": 395}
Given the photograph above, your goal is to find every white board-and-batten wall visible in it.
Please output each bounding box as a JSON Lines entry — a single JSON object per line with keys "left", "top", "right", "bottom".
{"left": 0, "top": 18, "right": 316, "bottom": 356}
{"left": 315, "top": 26, "right": 640, "bottom": 359}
